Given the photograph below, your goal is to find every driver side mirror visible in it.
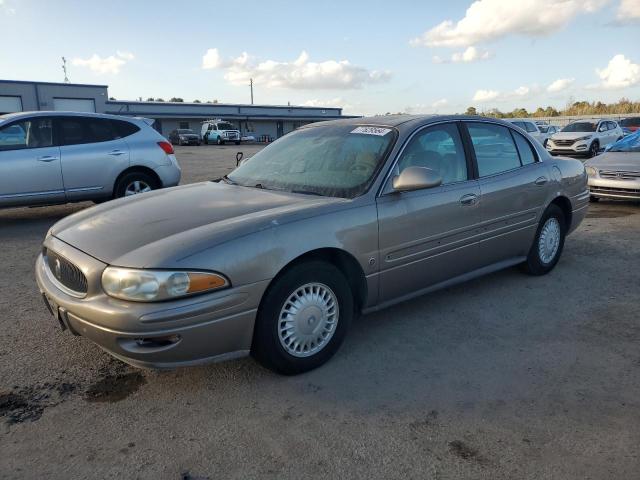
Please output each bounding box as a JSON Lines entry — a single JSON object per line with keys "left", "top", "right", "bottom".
{"left": 392, "top": 166, "right": 442, "bottom": 192}
{"left": 598, "top": 125, "right": 606, "bottom": 132}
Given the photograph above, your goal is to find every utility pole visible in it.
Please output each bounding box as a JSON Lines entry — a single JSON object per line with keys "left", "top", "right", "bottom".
{"left": 62, "top": 57, "right": 69, "bottom": 83}
{"left": 249, "top": 78, "right": 254, "bottom": 105}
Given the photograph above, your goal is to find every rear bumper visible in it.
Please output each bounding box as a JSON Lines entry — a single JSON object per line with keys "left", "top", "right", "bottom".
{"left": 155, "top": 163, "right": 181, "bottom": 188}
{"left": 35, "top": 237, "right": 269, "bottom": 369}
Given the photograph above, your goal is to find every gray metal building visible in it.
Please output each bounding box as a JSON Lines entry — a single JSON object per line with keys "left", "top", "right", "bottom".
{"left": 0, "top": 79, "right": 351, "bottom": 139}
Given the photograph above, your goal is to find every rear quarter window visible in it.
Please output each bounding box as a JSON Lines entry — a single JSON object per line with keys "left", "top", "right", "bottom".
{"left": 112, "top": 120, "right": 141, "bottom": 138}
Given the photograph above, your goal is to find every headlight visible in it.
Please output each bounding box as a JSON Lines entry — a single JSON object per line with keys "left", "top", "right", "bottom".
{"left": 575, "top": 135, "right": 592, "bottom": 142}
{"left": 585, "top": 166, "right": 598, "bottom": 177}
{"left": 102, "top": 267, "right": 229, "bottom": 302}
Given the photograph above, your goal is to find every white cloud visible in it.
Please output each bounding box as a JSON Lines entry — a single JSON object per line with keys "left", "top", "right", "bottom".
{"left": 411, "top": 0, "right": 610, "bottom": 48}
{"left": 301, "top": 98, "right": 346, "bottom": 108}
{"left": 472, "top": 89, "right": 500, "bottom": 102}
{"left": 432, "top": 98, "right": 448, "bottom": 108}
{"left": 202, "top": 48, "right": 223, "bottom": 69}
{"left": 434, "top": 46, "right": 491, "bottom": 64}
{"left": 71, "top": 51, "right": 134, "bottom": 75}
{"left": 595, "top": 54, "right": 640, "bottom": 89}
{"left": 0, "top": 0, "right": 15, "bottom": 14}
{"left": 616, "top": 0, "right": 640, "bottom": 23}
{"left": 547, "top": 77, "right": 575, "bottom": 92}
{"left": 203, "top": 49, "right": 391, "bottom": 90}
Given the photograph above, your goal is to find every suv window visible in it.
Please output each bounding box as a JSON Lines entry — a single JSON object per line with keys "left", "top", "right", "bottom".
{"left": 58, "top": 117, "right": 118, "bottom": 145}
{"left": 512, "top": 131, "right": 537, "bottom": 165}
{"left": 467, "top": 123, "right": 521, "bottom": 177}
{"left": 397, "top": 123, "right": 467, "bottom": 185}
{"left": 607, "top": 121, "right": 617, "bottom": 130}
{"left": 0, "top": 118, "right": 53, "bottom": 151}
{"left": 112, "top": 119, "right": 140, "bottom": 138}
{"left": 524, "top": 122, "right": 538, "bottom": 133}
{"left": 512, "top": 121, "right": 525, "bottom": 130}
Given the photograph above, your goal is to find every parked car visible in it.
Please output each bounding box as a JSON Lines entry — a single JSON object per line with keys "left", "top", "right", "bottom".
{"left": 505, "top": 118, "right": 547, "bottom": 145}
{"left": 201, "top": 119, "right": 241, "bottom": 145}
{"left": 546, "top": 119, "right": 624, "bottom": 158}
{"left": 586, "top": 130, "right": 640, "bottom": 201}
{"left": 0, "top": 111, "right": 181, "bottom": 208}
{"left": 619, "top": 117, "right": 640, "bottom": 133}
{"left": 538, "top": 125, "right": 559, "bottom": 136}
{"left": 36, "top": 115, "right": 588, "bottom": 374}
{"left": 169, "top": 129, "right": 201, "bottom": 146}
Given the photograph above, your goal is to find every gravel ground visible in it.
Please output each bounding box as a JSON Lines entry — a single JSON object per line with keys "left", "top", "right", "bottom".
{"left": 1, "top": 145, "right": 639, "bottom": 479}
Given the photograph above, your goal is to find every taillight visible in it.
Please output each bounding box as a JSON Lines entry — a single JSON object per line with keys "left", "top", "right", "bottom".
{"left": 157, "top": 141, "right": 174, "bottom": 155}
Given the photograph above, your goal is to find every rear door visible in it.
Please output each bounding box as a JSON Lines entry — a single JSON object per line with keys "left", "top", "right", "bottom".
{"left": 0, "top": 117, "right": 64, "bottom": 207}
{"left": 465, "top": 121, "right": 550, "bottom": 265}
{"left": 376, "top": 122, "right": 482, "bottom": 302}
{"left": 56, "top": 116, "right": 130, "bottom": 200}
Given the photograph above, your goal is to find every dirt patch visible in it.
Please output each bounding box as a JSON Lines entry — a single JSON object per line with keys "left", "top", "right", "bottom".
{"left": 0, "top": 381, "right": 78, "bottom": 425}
{"left": 586, "top": 208, "right": 637, "bottom": 219}
{"left": 84, "top": 370, "right": 146, "bottom": 403}
{"left": 449, "top": 440, "right": 489, "bottom": 465}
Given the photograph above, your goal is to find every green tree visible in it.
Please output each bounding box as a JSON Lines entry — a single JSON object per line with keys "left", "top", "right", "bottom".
{"left": 465, "top": 106, "right": 477, "bottom": 115}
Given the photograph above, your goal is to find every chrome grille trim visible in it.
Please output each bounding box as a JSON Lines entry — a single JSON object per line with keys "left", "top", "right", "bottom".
{"left": 598, "top": 170, "right": 640, "bottom": 180}
{"left": 43, "top": 248, "right": 88, "bottom": 298}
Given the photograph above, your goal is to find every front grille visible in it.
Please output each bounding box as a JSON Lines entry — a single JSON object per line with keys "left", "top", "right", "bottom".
{"left": 553, "top": 139, "right": 575, "bottom": 147}
{"left": 44, "top": 248, "right": 88, "bottom": 296}
{"left": 599, "top": 170, "right": 640, "bottom": 180}
{"left": 590, "top": 186, "right": 640, "bottom": 197}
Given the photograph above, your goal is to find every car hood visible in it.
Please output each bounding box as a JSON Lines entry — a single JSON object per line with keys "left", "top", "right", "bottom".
{"left": 51, "top": 182, "right": 347, "bottom": 268}
{"left": 552, "top": 132, "right": 596, "bottom": 140}
{"left": 585, "top": 152, "right": 640, "bottom": 171}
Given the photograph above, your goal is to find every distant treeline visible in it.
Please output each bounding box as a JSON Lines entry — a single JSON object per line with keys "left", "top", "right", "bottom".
{"left": 465, "top": 98, "right": 640, "bottom": 118}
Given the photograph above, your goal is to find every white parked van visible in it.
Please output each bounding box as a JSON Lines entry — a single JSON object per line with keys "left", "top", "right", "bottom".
{"left": 200, "top": 120, "right": 241, "bottom": 145}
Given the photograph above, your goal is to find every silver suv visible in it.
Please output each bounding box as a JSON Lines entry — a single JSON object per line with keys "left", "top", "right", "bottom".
{"left": 0, "top": 111, "right": 181, "bottom": 208}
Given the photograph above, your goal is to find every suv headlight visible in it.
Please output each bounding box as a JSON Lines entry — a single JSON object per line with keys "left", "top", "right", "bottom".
{"left": 575, "top": 135, "right": 592, "bottom": 142}
{"left": 585, "top": 166, "right": 598, "bottom": 177}
{"left": 102, "top": 267, "right": 229, "bottom": 302}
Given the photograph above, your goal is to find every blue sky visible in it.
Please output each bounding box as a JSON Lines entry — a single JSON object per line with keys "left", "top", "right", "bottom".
{"left": 1, "top": 0, "right": 639, "bottom": 115}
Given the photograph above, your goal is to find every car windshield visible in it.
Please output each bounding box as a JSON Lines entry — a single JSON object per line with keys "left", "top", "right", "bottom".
{"left": 607, "top": 131, "right": 640, "bottom": 152}
{"left": 562, "top": 122, "right": 597, "bottom": 132}
{"left": 620, "top": 118, "right": 640, "bottom": 127}
{"left": 177, "top": 129, "right": 195, "bottom": 134}
{"left": 227, "top": 124, "right": 397, "bottom": 198}
{"left": 217, "top": 123, "right": 235, "bottom": 130}
{"left": 538, "top": 126, "right": 549, "bottom": 133}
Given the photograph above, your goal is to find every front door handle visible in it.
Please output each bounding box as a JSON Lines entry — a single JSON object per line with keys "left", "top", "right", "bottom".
{"left": 460, "top": 193, "right": 478, "bottom": 206}
{"left": 534, "top": 176, "right": 548, "bottom": 186}
{"left": 37, "top": 155, "right": 58, "bottom": 162}
{"left": 108, "top": 150, "right": 125, "bottom": 156}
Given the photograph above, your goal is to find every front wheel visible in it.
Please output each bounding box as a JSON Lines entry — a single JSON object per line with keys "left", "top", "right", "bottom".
{"left": 521, "top": 204, "right": 566, "bottom": 276}
{"left": 216, "top": 136, "right": 224, "bottom": 145}
{"left": 251, "top": 261, "right": 353, "bottom": 375}
{"left": 235, "top": 141, "right": 241, "bottom": 145}
{"left": 588, "top": 141, "right": 599, "bottom": 158}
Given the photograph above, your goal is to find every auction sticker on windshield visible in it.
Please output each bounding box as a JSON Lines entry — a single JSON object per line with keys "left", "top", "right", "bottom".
{"left": 351, "top": 126, "right": 392, "bottom": 136}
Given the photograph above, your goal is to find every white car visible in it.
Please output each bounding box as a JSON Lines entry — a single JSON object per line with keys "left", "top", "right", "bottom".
{"left": 505, "top": 119, "right": 547, "bottom": 145}
{"left": 546, "top": 119, "right": 624, "bottom": 158}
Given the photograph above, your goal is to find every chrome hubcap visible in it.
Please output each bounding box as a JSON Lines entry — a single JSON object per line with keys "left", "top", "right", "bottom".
{"left": 538, "top": 217, "right": 561, "bottom": 264}
{"left": 124, "top": 180, "right": 152, "bottom": 196}
{"left": 278, "top": 282, "right": 339, "bottom": 358}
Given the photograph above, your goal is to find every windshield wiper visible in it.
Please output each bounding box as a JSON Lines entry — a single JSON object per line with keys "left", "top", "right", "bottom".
{"left": 220, "top": 175, "right": 237, "bottom": 185}
{"left": 290, "top": 189, "right": 324, "bottom": 196}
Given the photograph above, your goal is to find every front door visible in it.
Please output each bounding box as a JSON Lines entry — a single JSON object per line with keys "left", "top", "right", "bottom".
{"left": 465, "top": 121, "right": 550, "bottom": 265}
{"left": 56, "top": 116, "right": 130, "bottom": 200}
{"left": 0, "top": 117, "right": 64, "bottom": 207}
{"left": 377, "top": 122, "right": 482, "bottom": 303}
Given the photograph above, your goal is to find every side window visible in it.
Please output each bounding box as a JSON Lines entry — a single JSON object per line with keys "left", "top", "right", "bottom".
{"left": 467, "top": 123, "right": 521, "bottom": 177}
{"left": 85, "top": 118, "right": 116, "bottom": 143}
{"left": 58, "top": 118, "right": 87, "bottom": 145}
{"left": 111, "top": 120, "right": 140, "bottom": 138}
{"left": 512, "top": 121, "right": 525, "bottom": 130}
{"left": 397, "top": 123, "right": 468, "bottom": 185}
{"left": 525, "top": 122, "right": 538, "bottom": 133}
{"left": 58, "top": 117, "right": 119, "bottom": 145}
{"left": 0, "top": 118, "right": 53, "bottom": 151}
{"left": 512, "top": 131, "right": 537, "bottom": 165}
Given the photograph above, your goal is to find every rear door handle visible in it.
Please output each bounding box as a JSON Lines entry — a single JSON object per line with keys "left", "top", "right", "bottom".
{"left": 108, "top": 150, "right": 125, "bottom": 156}
{"left": 534, "top": 176, "right": 548, "bottom": 186}
{"left": 37, "top": 155, "right": 58, "bottom": 162}
{"left": 460, "top": 193, "right": 478, "bottom": 206}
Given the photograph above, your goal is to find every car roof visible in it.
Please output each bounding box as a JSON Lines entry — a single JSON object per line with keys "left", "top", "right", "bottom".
{"left": 302, "top": 114, "right": 520, "bottom": 131}
{"left": 0, "top": 111, "right": 147, "bottom": 124}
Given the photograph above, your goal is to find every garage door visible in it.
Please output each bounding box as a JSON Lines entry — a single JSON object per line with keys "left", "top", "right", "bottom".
{"left": 52, "top": 98, "right": 96, "bottom": 112}
{"left": 0, "top": 96, "right": 23, "bottom": 114}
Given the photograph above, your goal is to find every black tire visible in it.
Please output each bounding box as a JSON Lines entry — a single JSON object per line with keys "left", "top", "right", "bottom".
{"left": 521, "top": 204, "right": 566, "bottom": 276}
{"left": 216, "top": 136, "right": 224, "bottom": 145}
{"left": 235, "top": 141, "right": 241, "bottom": 145}
{"left": 204, "top": 134, "right": 209, "bottom": 145}
{"left": 588, "top": 141, "right": 599, "bottom": 158}
{"left": 589, "top": 196, "right": 600, "bottom": 203}
{"left": 113, "top": 171, "right": 158, "bottom": 199}
{"left": 251, "top": 261, "right": 353, "bottom": 375}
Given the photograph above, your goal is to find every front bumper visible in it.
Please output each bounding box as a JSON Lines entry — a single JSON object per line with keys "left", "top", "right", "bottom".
{"left": 588, "top": 177, "right": 640, "bottom": 200}
{"left": 546, "top": 140, "right": 591, "bottom": 156}
{"left": 35, "top": 236, "right": 269, "bottom": 368}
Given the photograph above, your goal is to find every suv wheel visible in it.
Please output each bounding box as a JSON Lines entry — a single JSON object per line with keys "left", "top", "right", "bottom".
{"left": 521, "top": 204, "right": 566, "bottom": 276}
{"left": 251, "top": 261, "right": 353, "bottom": 375}
{"left": 588, "top": 141, "right": 599, "bottom": 158}
{"left": 216, "top": 136, "right": 224, "bottom": 145}
{"left": 114, "top": 172, "right": 158, "bottom": 199}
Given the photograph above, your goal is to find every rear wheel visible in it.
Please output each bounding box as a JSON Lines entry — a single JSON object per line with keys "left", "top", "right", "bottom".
{"left": 521, "top": 204, "right": 566, "bottom": 276}
{"left": 114, "top": 171, "right": 158, "bottom": 199}
{"left": 251, "top": 261, "right": 353, "bottom": 375}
